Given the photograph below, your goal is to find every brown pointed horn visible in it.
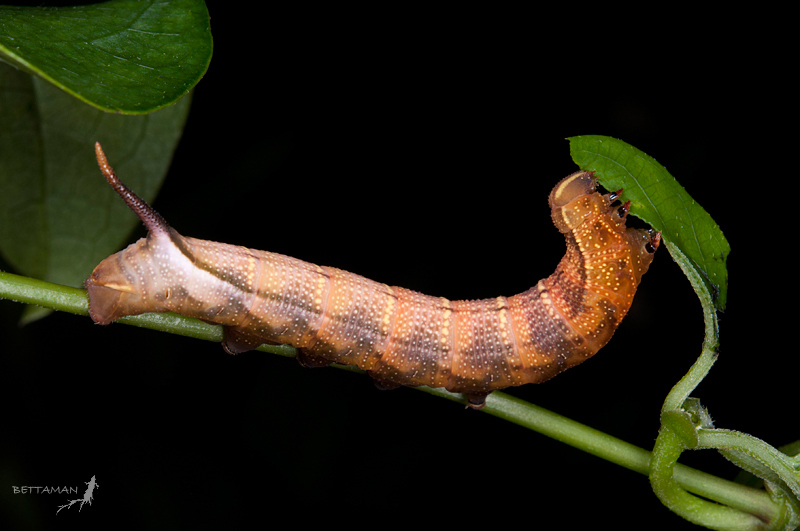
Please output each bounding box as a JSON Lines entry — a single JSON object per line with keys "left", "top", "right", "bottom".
{"left": 94, "top": 142, "right": 170, "bottom": 236}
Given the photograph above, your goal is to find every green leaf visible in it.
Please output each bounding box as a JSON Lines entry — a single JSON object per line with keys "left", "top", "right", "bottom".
{"left": 568, "top": 135, "right": 730, "bottom": 311}
{"left": 0, "top": 61, "right": 191, "bottom": 291}
{"left": 0, "top": 0, "right": 212, "bottom": 114}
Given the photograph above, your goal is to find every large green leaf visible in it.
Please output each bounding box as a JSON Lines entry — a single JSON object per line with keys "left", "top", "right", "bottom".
{"left": 0, "top": 0, "right": 211, "bottom": 114}
{"left": 568, "top": 135, "right": 729, "bottom": 311}
{"left": 0, "top": 61, "right": 190, "bottom": 295}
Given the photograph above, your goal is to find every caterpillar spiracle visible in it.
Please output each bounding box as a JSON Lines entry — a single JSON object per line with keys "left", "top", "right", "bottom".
{"left": 85, "top": 143, "right": 660, "bottom": 408}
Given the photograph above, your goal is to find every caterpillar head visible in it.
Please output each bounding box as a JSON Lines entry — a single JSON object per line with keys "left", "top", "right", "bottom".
{"left": 549, "top": 171, "right": 605, "bottom": 233}
{"left": 549, "top": 170, "right": 660, "bottom": 284}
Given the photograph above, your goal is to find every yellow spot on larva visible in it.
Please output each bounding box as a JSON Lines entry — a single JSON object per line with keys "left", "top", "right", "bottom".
{"left": 100, "top": 282, "right": 136, "bottom": 293}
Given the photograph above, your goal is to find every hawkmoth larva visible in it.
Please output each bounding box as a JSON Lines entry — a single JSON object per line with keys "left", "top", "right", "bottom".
{"left": 85, "top": 143, "right": 660, "bottom": 408}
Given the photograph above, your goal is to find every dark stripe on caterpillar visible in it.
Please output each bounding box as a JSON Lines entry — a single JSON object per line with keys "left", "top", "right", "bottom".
{"left": 86, "top": 143, "right": 660, "bottom": 408}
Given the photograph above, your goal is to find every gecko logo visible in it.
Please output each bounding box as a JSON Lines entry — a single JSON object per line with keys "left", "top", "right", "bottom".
{"left": 56, "top": 475, "right": 98, "bottom": 514}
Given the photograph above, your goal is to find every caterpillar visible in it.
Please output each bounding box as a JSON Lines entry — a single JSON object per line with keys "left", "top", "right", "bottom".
{"left": 85, "top": 143, "right": 660, "bottom": 408}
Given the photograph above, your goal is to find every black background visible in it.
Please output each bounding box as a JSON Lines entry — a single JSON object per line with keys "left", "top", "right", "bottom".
{"left": 1, "top": 3, "right": 796, "bottom": 530}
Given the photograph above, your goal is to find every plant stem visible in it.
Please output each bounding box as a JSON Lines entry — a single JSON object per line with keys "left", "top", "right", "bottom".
{"left": 420, "top": 386, "right": 780, "bottom": 525}
{"left": 0, "top": 271, "right": 784, "bottom": 525}
{"left": 650, "top": 427, "right": 773, "bottom": 530}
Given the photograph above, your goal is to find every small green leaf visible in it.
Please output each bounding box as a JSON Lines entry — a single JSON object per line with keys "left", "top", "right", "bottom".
{"left": 0, "top": 0, "right": 212, "bottom": 114}
{"left": 0, "top": 61, "right": 190, "bottom": 291}
{"left": 568, "top": 135, "right": 730, "bottom": 311}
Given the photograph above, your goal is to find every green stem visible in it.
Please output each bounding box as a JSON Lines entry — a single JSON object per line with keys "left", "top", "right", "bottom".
{"left": 651, "top": 426, "right": 773, "bottom": 530}
{"left": 419, "top": 386, "right": 779, "bottom": 522}
{"left": 645, "top": 242, "right": 798, "bottom": 529}
{"left": 0, "top": 271, "right": 296, "bottom": 357}
{"left": 0, "top": 271, "right": 785, "bottom": 525}
{"left": 700, "top": 430, "right": 800, "bottom": 511}
{"left": 660, "top": 241, "right": 719, "bottom": 413}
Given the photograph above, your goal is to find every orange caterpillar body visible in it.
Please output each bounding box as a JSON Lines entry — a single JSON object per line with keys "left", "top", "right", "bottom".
{"left": 86, "top": 144, "right": 659, "bottom": 407}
